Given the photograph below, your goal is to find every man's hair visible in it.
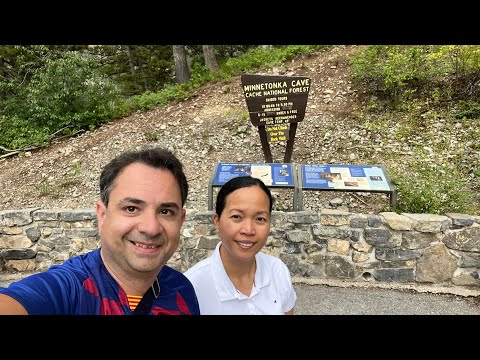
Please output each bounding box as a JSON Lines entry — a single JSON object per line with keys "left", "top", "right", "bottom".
{"left": 215, "top": 175, "right": 272, "bottom": 217}
{"left": 99, "top": 147, "right": 188, "bottom": 207}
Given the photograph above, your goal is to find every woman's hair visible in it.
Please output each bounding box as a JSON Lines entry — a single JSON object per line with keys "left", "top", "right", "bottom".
{"left": 99, "top": 147, "right": 188, "bottom": 207}
{"left": 215, "top": 175, "right": 272, "bottom": 217}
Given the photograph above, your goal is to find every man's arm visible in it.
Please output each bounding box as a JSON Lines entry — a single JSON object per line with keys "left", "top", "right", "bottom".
{"left": 0, "top": 294, "right": 28, "bottom": 315}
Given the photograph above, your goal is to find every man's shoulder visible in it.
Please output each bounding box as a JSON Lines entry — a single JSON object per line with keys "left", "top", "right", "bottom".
{"left": 162, "top": 264, "right": 198, "bottom": 285}
{"left": 54, "top": 249, "right": 100, "bottom": 272}
{"left": 35, "top": 249, "right": 102, "bottom": 286}
{"left": 160, "top": 265, "right": 199, "bottom": 307}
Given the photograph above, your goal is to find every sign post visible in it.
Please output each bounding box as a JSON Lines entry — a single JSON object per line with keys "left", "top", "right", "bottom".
{"left": 241, "top": 74, "right": 310, "bottom": 163}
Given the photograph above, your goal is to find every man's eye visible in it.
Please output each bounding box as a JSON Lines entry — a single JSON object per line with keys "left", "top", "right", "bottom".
{"left": 161, "top": 209, "right": 174, "bottom": 215}
{"left": 125, "top": 206, "right": 138, "bottom": 213}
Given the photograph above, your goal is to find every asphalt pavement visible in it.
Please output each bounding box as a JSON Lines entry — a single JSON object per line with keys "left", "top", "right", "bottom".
{"left": 3, "top": 273, "right": 480, "bottom": 315}
{"left": 293, "top": 279, "right": 480, "bottom": 315}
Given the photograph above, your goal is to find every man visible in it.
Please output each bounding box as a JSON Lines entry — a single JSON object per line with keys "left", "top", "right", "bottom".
{"left": 0, "top": 147, "right": 200, "bottom": 315}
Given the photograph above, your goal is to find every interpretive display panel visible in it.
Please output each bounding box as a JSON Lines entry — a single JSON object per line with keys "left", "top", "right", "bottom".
{"left": 301, "top": 164, "right": 391, "bottom": 191}
{"left": 298, "top": 164, "right": 397, "bottom": 207}
{"left": 208, "top": 162, "right": 298, "bottom": 210}
{"left": 213, "top": 162, "right": 294, "bottom": 187}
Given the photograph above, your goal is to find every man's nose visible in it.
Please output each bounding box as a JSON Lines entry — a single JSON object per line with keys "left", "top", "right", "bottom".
{"left": 137, "top": 210, "right": 163, "bottom": 236}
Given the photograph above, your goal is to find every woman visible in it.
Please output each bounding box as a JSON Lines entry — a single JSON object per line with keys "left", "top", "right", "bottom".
{"left": 184, "top": 176, "right": 296, "bottom": 315}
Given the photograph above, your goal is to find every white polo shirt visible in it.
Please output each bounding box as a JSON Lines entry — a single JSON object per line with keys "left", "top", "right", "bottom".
{"left": 184, "top": 241, "right": 297, "bottom": 315}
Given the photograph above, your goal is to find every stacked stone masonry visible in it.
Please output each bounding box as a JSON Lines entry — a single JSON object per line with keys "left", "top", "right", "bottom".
{"left": 1, "top": 208, "right": 479, "bottom": 289}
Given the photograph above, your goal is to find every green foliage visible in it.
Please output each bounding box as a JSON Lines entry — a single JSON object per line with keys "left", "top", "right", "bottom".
{"left": 349, "top": 46, "right": 439, "bottom": 103}
{"left": 0, "top": 52, "right": 122, "bottom": 151}
{"left": 144, "top": 131, "right": 159, "bottom": 142}
{"left": 0, "top": 115, "right": 52, "bottom": 149}
{"left": 452, "top": 100, "right": 480, "bottom": 119}
{"left": 0, "top": 45, "right": 51, "bottom": 101}
{"left": 186, "top": 45, "right": 256, "bottom": 63}
{"left": 60, "top": 160, "right": 82, "bottom": 187}
{"left": 350, "top": 45, "right": 480, "bottom": 106}
{"left": 118, "top": 85, "right": 191, "bottom": 115}
{"left": 391, "top": 163, "right": 479, "bottom": 215}
{"left": 219, "top": 45, "right": 327, "bottom": 77}
{"left": 1, "top": 44, "right": 479, "bottom": 216}
{"left": 23, "top": 53, "right": 120, "bottom": 129}
{"left": 38, "top": 181, "right": 61, "bottom": 198}
{"left": 120, "top": 45, "right": 327, "bottom": 116}
{"left": 0, "top": 45, "right": 86, "bottom": 103}
{"left": 225, "top": 108, "right": 251, "bottom": 135}
{"left": 350, "top": 45, "right": 480, "bottom": 216}
{"left": 0, "top": 44, "right": 328, "bottom": 154}
{"left": 87, "top": 45, "right": 174, "bottom": 97}
{"left": 37, "top": 160, "right": 82, "bottom": 198}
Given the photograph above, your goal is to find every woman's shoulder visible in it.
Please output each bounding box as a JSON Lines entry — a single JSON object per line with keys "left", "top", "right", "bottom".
{"left": 184, "top": 255, "right": 213, "bottom": 278}
{"left": 257, "top": 251, "right": 289, "bottom": 270}
{"left": 257, "top": 252, "right": 294, "bottom": 291}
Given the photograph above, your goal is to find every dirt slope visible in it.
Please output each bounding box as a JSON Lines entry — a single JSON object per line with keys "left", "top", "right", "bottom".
{"left": 0, "top": 46, "right": 406, "bottom": 213}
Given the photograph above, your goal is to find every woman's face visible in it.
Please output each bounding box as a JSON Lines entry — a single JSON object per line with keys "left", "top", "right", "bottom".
{"left": 214, "top": 185, "right": 271, "bottom": 264}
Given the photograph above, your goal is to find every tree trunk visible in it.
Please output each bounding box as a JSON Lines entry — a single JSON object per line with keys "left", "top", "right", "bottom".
{"left": 173, "top": 45, "right": 190, "bottom": 84}
{"left": 123, "top": 45, "right": 137, "bottom": 82}
{"left": 202, "top": 45, "right": 219, "bottom": 73}
{"left": 137, "top": 59, "right": 149, "bottom": 92}
{"left": 124, "top": 45, "right": 143, "bottom": 92}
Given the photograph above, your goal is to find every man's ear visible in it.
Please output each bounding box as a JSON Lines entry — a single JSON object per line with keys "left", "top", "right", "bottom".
{"left": 96, "top": 200, "right": 107, "bottom": 235}
{"left": 181, "top": 208, "right": 186, "bottom": 224}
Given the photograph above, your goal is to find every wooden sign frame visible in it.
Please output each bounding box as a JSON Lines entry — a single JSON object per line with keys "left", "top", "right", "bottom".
{"left": 241, "top": 74, "right": 310, "bottom": 163}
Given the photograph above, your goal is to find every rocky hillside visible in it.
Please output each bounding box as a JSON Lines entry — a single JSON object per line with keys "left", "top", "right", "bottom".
{"left": 0, "top": 45, "right": 476, "bottom": 214}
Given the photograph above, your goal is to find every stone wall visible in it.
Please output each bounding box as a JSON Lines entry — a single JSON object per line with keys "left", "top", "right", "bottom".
{"left": 1, "top": 208, "right": 480, "bottom": 291}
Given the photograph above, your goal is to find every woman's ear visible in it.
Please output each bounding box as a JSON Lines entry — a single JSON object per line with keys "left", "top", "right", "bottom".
{"left": 213, "top": 213, "right": 220, "bottom": 229}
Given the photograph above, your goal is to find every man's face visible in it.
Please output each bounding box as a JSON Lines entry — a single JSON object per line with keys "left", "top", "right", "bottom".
{"left": 96, "top": 162, "right": 185, "bottom": 279}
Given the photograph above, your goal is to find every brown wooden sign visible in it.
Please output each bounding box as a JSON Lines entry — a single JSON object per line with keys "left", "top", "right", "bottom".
{"left": 241, "top": 74, "right": 310, "bottom": 126}
{"left": 241, "top": 74, "right": 311, "bottom": 163}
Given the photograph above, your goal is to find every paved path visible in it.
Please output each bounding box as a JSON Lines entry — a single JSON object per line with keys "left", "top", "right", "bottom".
{"left": 3, "top": 273, "right": 480, "bottom": 315}
{"left": 293, "top": 280, "right": 480, "bottom": 315}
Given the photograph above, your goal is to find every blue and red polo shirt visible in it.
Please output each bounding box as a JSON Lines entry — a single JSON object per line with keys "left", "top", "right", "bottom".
{"left": 0, "top": 249, "right": 200, "bottom": 315}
